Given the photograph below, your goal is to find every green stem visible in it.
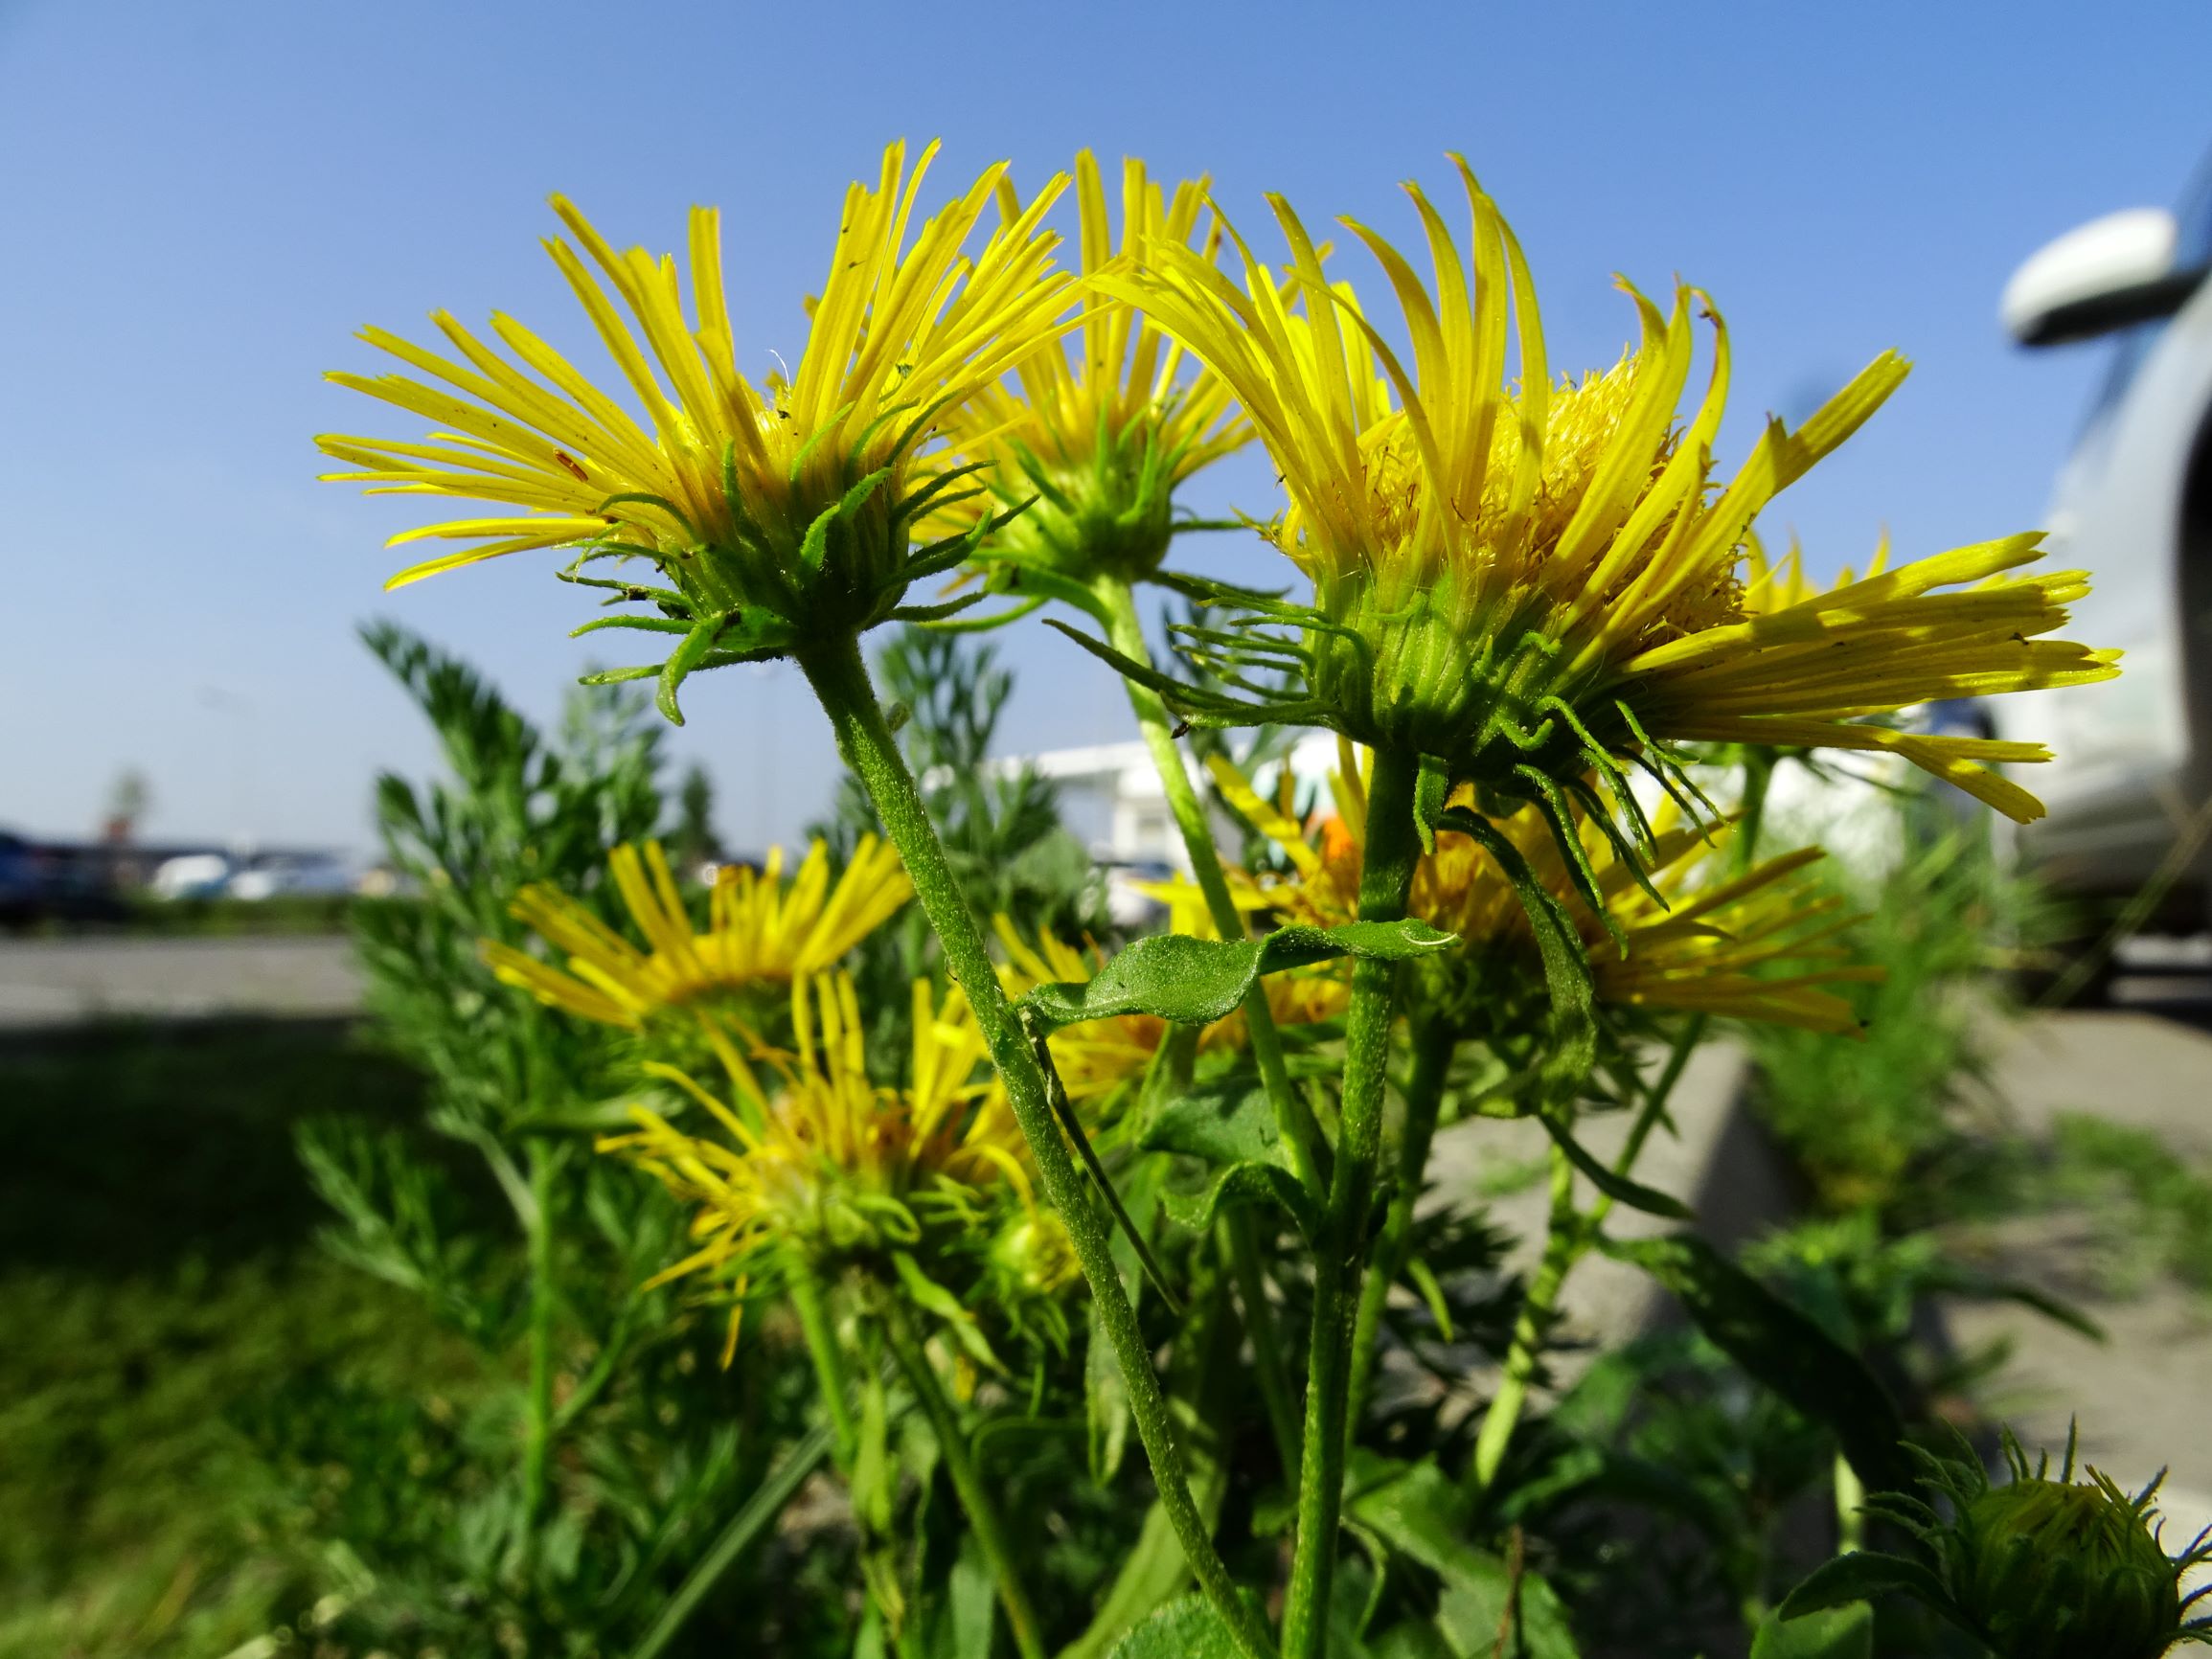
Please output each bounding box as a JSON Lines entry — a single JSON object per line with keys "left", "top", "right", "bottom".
{"left": 521, "top": 1137, "right": 559, "bottom": 1537}
{"left": 1281, "top": 743, "right": 1424, "bottom": 1659}
{"left": 1347, "top": 1017, "right": 1457, "bottom": 1433}
{"left": 788, "top": 1259, "right": 858, "bottom": 1466}
{"left": 1469, "top": 1013, "right": 1708, "bottom": 1491}
{"left": 627, "top": 1423, "right": 834, "bottom": 1659}
{"left": 1470, "top": 1147, "right": 1579, "bottom": 1492}
{"left": 1095, "top": 574, "right": 1327, "bottom": 1193}
{"left": 881, "top": 1303, "right": 1045, "bottom": 1659}
{"left": 1222, "top": 1214, "right": 1302, "bottom": 1483}
{"left": 1733, "top": 748, "right": 1775, "bottom": 876}
{"left": 799, "top": 633, "right": 1274, "bottom": 1659}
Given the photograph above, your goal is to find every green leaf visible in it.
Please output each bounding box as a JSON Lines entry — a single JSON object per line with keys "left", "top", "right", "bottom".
{"left": 1434, "top": 807, "right": 1595, "bottom": 1105}
{"left": 1345, "top": 1455, "right": 1579, "bottom": 1658}
{"left": 1138, "top": 1074, "right": 1290, "bottom": 1170}
{"left": 1927, "top": 1262, "right": 2106, "bottom": 1343}
{"left": 1019, "top": 920, "right": 1456, "bottom": 1032}
{"left": 892, "top": 1252, "right": 1002, "bottom": 1374}
{"left": 1777, "top": 1551, "right": 1951, "bottom": 1620}
{"left": 1162, "top": 1160, "right": 1318, "bottom": 1240}
{"left": 889, "top": 592, "right": 989, "bottom": 625}
{"left": 1750, "top": 1602, "right": 1874, "bottom": 1659}
{"left": 1540, "top": 1115, "right": 1692, "bottom": 1220}
{"left": 1102, "top": 1595, "right": 1242, "bottom": 1659}
{"left": 1085, "top": 1299, "right": 1131, "bottom": 1484}
{"left": 1597, "top": 1235, "right": 1915, "bottom": 1494}
{"left": 654, "top": 611, "right": 726, "bottom": 726}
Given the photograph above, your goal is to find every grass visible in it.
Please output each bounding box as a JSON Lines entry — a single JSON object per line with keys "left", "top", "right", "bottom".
{"left": 0, "top": 1018, "right": 483, "bottom": 1657}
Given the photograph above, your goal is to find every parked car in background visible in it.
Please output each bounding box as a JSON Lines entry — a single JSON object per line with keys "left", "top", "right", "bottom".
{"left": 0, "top": 830, "right": 126, "bottom": 925}
{"left": 2002, "top": 148, "right": 2212, "bottom": 928}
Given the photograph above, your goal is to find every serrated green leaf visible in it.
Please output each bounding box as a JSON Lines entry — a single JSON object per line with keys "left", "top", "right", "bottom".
{"left": 1751, "top": 1601, "right": 1874, "bottom": 1659}
{"left": 1777, "top": 1550, "right": 1950, "bottom": 1621}
{"left": 1019, "top": 920, "right": 1456, "bottom": 1032}
{"left": 1102, "top": 1595, "right": 1243, "bottom": 1659}
{"left": 1138, "top": 1074, "right": 1288, "bottom": 1170}
{"left": 1597, "top": 1235, "right": 1915, "bottom": 1494}
{"left": 1162, "top": 1160, "right": 1317, "bottom": 1240}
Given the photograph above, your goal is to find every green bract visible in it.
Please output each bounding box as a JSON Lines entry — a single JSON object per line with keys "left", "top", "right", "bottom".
{"left": 1781, "top": 1425, "right": 2212, "bottom": 1658}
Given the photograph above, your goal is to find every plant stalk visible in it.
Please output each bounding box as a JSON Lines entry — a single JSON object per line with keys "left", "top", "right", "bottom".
{"left": 799, "top": 633, "right": 1274, "bottom": 1659}
{"left": 1281, "top": 742, "right": 1424, "bottom": 1659}
{"left": 1469, "top": 1014, "right": 1708, "bottom": 1490}
{"left": 1346, "top": 1016, "right": 1457, "bottom": 1433}
{"left": 628, "top": 1423, "right": 834, "bottom": 1659}
{"left": 1222, "top": 1213, "right": 1302, "bottom": 1482}
{"left": 788, "top": 1259, "right": 858, "bottom": 1465}
{"left": 520, "top": 1136, "right": 559, "bottom": 1539}
{"left": 1470, "top": 1146, "right": 1579, "bottom": 1493}
{"left": 1095, "top": 574, "right": 1327, "bottom": 1193}
{"left": 881, "top": 1303, "right": 1045, "bottom": 1659}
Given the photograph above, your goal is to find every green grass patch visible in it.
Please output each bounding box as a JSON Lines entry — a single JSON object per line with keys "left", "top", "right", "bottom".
{"left": 0, "top": 1019, "right": 486, "bottom": 1657}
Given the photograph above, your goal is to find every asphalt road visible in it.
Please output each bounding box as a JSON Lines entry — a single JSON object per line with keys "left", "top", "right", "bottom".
{"left": 0, "top": 935, "right": 362, "bottom": 1028}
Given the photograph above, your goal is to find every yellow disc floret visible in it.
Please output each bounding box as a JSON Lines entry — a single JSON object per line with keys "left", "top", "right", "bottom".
{"left": 1091, "top": 156, "right": 2118, "bottom": 821}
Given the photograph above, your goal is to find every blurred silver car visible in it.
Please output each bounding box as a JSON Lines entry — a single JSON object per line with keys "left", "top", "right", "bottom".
{"left": 2003, "top": 151, "right": 2212, "bottom": 926}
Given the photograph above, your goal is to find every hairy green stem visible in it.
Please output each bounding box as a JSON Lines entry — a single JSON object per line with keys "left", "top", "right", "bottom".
{"left": 881, "top": 1303, "right": 1045, "bottom": 1659}
{"left": 520, "top": 1137, "right": 559, "bottom": 1539}
{"left": 1095, "top": 574, "right": 1327, "bottom": 1193}
{"left": 787, "top": 1260, "right": 858, "bottom": 1465}
{"left": 799, "top": 633, "right": 1274, "bottom": 1659}
{"left": 1470, "top": 1147, "right": 1578, "bottom": 1492}
{"left": 1281, "top": 742, "right": 1424, "bottom": 1659}
{"left": 1346, "top": 1017, "right": 1457, "bottom": 1433}
{"left": 1223, "top": 1214, "right": 1302, "bottom": 1482}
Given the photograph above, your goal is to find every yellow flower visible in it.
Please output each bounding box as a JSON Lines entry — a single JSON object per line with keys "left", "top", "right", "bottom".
{"left": 1090, "top": 158, "right": 2117, "bottom": 821}
{"left": 1200, "top": 745, "right": 1874, "bottom": 1034}
{"left": 484, "top": 837, "right": 909, "bottom": 1029}
{"left": 601, "top": 973, "right": 1038, "bottom": 1284}
{"left": 319, "top": 142, "right": 1074, "bottom": 711}
{"left": 924, "top": 151, "right": 1253, "bottom": 586}
{"left": 992, "top": 915, "right": 1346, "bottom": 1103}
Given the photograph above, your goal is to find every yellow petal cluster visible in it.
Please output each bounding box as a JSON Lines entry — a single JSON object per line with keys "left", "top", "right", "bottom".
{"left": 319, "top": 141, "right": 1073, "bottom": 641}
{"left": 1196, "top": 747, "right": 1876, "bottom": 1034}
{"left": 1090, "top": 158, "right": 2117, "bottom": 820}
{"left": 924, "top": 151, "right": 1253, "bottom": 585}
{"left": 484, "top": 837, "right": 909, "bottom": 1029}
{"left": 602, "top": 974, "right": 1036, "bottom": 1283}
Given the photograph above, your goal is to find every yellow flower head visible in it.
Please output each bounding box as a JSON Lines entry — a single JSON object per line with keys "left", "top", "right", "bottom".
{"left": 992, "top": 914, "right": 1346, "bottom": 1104}
{"left": 484, "top": 836, "right": 909, "bottom": 1030}
{"left": 1090, "top": 158, "right": 2118, "bottom": 821}
{"left": 602, "top": 973, "right": 1038, "bottom": 1283}
{"left": 1201, "top": 745, "right": 1875, "bottom": 1034}
{"left": 924, "top": 151, "right": 1252, "bottom": 588}
{"left": 319, "top": 142, "right": 1074, "bottom": 715}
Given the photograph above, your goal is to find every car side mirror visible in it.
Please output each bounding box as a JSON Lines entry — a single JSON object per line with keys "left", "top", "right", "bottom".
{"left": 2001, "top": 208, "right": 2198, "bottom": 346}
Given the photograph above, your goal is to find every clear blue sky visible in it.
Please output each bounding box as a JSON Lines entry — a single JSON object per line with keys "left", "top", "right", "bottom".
{"left": 3, "top": 0, "right": 2206, "bottom": 857}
